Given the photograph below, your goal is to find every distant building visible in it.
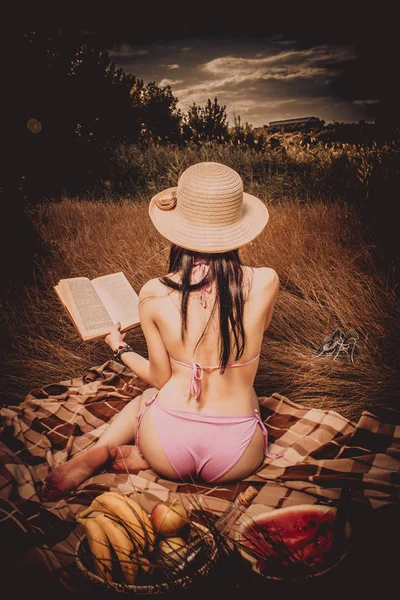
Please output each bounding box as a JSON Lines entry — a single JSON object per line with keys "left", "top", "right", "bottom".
{"left": 267, "top": 116, "right": 324, "bottom": 132}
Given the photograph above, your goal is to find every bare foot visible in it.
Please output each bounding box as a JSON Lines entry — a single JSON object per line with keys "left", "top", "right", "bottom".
{"left": 42, "top": 446, "right": 110, "bottom": 500}
{"left": 110, "top": 445, "right": 150, "bottom": 473}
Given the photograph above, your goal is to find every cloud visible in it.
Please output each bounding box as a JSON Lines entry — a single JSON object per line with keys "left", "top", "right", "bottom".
{"left": 181, "top": 47, "right": 192, "bottom": 55}
{"left": 164, "top": 44, "right": 360, "bottom": 126}
{"left": 161, "top": 63, "right": 180, "bottom": 70}
{"left": 108, "top": 44, "right": 149, "bottom": 58}
{"left": 159, "top": 78, "right": 184, "bottom": 87}
{"left": 228, "top": 97, "right": 298, "bottom": 120}
{"left": 353, "top": 99, "right": 379, "bottom": 105}
{"left": 202, "top": 46, "right": 357, "bottom": 83}
{"left": 276, "top": 39, "right": 298, "bottom": 46}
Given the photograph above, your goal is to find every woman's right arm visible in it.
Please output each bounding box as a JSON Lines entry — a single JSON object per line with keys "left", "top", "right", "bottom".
{"left": 103, "top": 280, "right": 172, "bottom": 389}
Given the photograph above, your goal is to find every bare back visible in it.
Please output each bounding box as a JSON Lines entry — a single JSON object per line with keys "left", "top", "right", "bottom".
{"left": 138, "top": 265, "right": 279, "bottom": 415}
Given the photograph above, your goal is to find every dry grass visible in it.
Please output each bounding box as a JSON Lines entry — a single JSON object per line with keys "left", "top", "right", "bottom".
{"left": 0, "top": 196, "right": 398, "bottom": 420}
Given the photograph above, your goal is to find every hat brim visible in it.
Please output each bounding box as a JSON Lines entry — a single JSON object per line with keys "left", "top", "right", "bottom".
{"left": 149, "top": 187, "right": 269, "bottom": 253}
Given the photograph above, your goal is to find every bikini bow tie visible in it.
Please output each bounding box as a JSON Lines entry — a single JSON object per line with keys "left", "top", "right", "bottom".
{"left": 186, "top": 362, "right": 204, "bottom": 401}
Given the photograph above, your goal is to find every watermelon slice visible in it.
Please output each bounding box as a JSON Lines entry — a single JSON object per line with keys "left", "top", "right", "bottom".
{"left": 235, "top": 504, "right": 350, "bottom": 580}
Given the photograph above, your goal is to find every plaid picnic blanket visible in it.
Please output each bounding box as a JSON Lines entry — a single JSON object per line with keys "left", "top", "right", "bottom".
{"left": 0, "top": 360, "right": 399, "bottom": 591}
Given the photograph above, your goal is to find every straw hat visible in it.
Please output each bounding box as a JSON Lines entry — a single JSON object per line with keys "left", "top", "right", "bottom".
{"left": 148, "top": 162, "right": 269, "bottom": 253}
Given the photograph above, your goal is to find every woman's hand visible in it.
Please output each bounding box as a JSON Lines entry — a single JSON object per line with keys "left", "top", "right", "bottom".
{"left": 104, "top": 322, "right": 127, "bottom": 351}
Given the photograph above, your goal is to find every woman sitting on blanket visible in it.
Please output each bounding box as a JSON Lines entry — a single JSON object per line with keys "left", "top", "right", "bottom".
{"left": 43, "top": 162, "right": 280, "bottom": 500}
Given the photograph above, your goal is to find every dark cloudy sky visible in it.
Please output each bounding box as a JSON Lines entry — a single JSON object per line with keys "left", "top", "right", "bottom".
{"left": 106, "top": 36, "right": 368, "bottom": 127}
{"left": 8, "top": 3, "right": 397, "bottom": 128}
{"left": 71, "top": 3, "right": 396, "bottom": 128}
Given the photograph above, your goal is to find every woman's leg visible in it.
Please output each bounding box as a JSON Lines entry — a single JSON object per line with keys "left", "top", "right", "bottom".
{"left": 42, "top": 389, "right": 155, "bottom": 498}
{"left": 104, "top": 387, "right": 157, "bottom": 473}
{"left": 42, "top": 445, "right": 111, "bottom": 500}
{"left": 109, "top": 445, "right": 150, "bottom": 473}
{"left": 94, "top": 389, "right": 152, "bottom": 448}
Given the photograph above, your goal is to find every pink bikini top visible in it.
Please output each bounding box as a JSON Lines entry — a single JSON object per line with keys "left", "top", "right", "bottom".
{"left": 170, "top": 353, "right": 260, "bottom": 402}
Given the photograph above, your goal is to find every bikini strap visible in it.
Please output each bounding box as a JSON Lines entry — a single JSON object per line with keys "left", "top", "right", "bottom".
{"left": 191, "top": 261, "right": 212, "bottom": 308}
{"left": 135, "top": 392, "right": 157, "bottom": 457}
{"left": 227, "top": 353, "right": 260, "bottom": 369}
{"left": 253, "top": 408, "right": 283, "bottom": 459}
{"left": 171, "top": 353, "right": 260, "bottom": 372}
{"left": 171, "top": 353, "right": 261, "bottom": 402}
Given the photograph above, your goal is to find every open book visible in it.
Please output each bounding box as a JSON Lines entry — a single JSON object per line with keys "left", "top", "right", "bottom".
{"left": 54, "top": 272, "right": 140, "bottom": 342}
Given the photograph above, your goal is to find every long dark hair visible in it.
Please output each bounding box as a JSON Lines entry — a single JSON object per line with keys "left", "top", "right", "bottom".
{"left": 159, "top": 245, "right": 247, "bottom": 372}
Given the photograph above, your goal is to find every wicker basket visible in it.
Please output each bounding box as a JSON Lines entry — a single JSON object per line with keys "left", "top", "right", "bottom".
{"left": 75, "top": 522, "right": 218, "bottom": 594}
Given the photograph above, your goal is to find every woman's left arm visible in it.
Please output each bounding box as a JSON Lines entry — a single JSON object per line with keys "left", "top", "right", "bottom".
{"left": 104, "top": 280, "right": 172, "bottom": 389}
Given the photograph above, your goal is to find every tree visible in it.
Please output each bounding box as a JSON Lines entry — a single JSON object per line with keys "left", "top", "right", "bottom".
{"left": 4, "top": 26, "right": 145, "bottom": 200}
{"left": 139, "top": 82, "right": 182, "bottom": 143}
{"left": 4, "top": 25, "right": 185, "bottom": 200}
{"left": 3, "top": 25, "right": 172, "bottom": 287}
{"left": 230, "top": 116, "right": 259, "bottom": 149}
{"left": 183, "top": 97, "right": 229, "bottom": 143}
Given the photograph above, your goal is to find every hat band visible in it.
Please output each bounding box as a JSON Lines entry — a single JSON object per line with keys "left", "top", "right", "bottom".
{"left": 154, "top": 191, "right": 177, "bottom": 211}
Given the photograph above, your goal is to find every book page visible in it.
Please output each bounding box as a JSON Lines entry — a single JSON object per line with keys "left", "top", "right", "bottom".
{"left": 92, "top": 272, "right": 140, "bottom": 331}
{"left": 59, "top": 277, "right": 114, "bottom": 338}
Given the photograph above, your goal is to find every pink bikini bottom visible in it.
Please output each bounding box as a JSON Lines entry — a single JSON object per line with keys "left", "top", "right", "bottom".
{"left": 135, "top": 394, "right": 278, "bottom": 483}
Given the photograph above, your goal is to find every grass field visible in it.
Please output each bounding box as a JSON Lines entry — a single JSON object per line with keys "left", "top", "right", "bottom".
{"left": 1, "top": 166, "right": 398, "bottom": 420}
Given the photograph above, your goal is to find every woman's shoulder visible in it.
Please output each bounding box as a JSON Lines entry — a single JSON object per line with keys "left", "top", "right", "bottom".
{"left": 244, "top": 266, "right": 279, "bottom": 291}
{"left": 139, "top": 277, "right": 168, "bottom": 301}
